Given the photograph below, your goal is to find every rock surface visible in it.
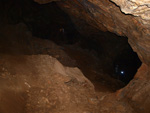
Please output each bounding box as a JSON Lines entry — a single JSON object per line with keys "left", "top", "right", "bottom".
{"left": 111, "top": 0, "right": 150, "bottom": 24}
{"left": 117, "top": 63, "right": 150, "bottom": 113}
{"left": 33, "top": 0, "right": 150, "bottom": 112}
{"left": 34, "top": 0, "right": 150, "bottom": 66}
{"left": 1, "top": 0, "right": 150, "bottom": 112}
{"left": 0, "top": 23, "right": 131, "bottom": 112}
{"left": 0, "top": 23, "right": 77, "bottom": 67}
{"left": 0, "top": 55, "right": 97, "bottom": 113}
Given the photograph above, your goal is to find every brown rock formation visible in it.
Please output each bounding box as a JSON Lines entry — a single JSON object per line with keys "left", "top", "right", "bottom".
{"left": 0, "top": 23, "right": 127, "bottom": 112}
{"left": 34, "top": 0, "right": 150, "bottom": 65}
{"left": 0, "top": 55, "right": 97, "bottom": 113}
{"left": 33, "top": 0, "right": 150, "bottom": 112}
{"left": 0, "top": 0, "right": 150, "bottom": 112}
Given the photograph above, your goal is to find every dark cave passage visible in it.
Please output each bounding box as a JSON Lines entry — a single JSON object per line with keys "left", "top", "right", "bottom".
{"left": 0, "top": 0, "right": 142, "bottom": 90}
{"left": 113, "top": 46, "right": 142, "bottom": 84}
{"left": 0, "top": 1, "right": 144, "bottom": 113}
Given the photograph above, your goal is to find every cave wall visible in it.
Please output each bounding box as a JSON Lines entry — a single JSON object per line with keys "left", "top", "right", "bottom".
{"left": 60, "top": 0, "right": 150, "bottom": 66}
{"left": 0, "top": 0, "right": 149, "bottom": 112}
{"left": 35, "top": 0, "right": 150, "bottom": 66}
{"left": 34, "top": 0, "right": 150, "bottom": 112}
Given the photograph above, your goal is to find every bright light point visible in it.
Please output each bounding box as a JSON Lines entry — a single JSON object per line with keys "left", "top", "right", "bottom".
{"left": 120, "top": 71, "right": 124, "bottom": 74}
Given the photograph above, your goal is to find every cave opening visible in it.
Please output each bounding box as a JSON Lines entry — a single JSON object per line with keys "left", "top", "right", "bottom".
{"left": 0, "top": 0, "right": 142, "bottom": 92}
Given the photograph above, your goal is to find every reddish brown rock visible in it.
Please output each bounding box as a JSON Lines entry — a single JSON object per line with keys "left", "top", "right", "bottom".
{"left": 0, "top": 55, "right": 97, "bottom": 113}
{"left": 33, "top": 0, "right": 149, "bottom": 67}
{"left": 117, "top": 63, "right": 150, "bottom": 113}
{"left": 33, "top": 0, "right": 150, "bottom": 112}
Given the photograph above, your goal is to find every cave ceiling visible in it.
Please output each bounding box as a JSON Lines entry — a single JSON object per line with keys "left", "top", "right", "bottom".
{"left": 34, "top": 0, "right": 150, "bottom": 65}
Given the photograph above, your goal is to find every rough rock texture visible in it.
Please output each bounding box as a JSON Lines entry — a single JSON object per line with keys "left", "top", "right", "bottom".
{"left": 33, "top": 0, "right": 150, "bottom": 112}
{"left": 1, "top": 0, "right": 150, "bottom": 112}
{"left": 116, "top": 63, "right": 150, "bottom": 113}
{"left": 0, "top": 23, "right": 77, "bottom": 67}
{"left": 0, "top": 23, "right": 132, "bottom": 113}
{"left": 34, "top": 0, "right": 150, "bottom": 66}
{"left": 57, "top": 0, "right": 150, "bottom": 65}
{"left": 0, "top": 55, "right": 98, "bottom": 113}
{"left": 111, "top": 0, "right": 150, "bottom": 24}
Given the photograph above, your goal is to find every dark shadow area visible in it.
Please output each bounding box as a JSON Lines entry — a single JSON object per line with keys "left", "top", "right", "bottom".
{"left": 0, "top": 1, "right": 143, "bottom": 113}
{"left": 0, "top": 0, "right": 141, "bottom": 89}
{"left": 113, "top": 46, "right": 141, "bottom": 84}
